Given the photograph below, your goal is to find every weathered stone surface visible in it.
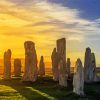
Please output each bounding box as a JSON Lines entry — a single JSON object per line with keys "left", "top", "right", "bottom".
{"left": 57, "top": 38, "right": 66, "bottom": 67}
{"left": 3, "top": 49, "right": 12, "bottom": 80}
{"left": 51, "top": 48, "right": 59, "bottom": 81}
{"left": 66, "top": 58, "right": 71, "bottom": 75}
{"left": 84, "top": 47, "right": 91, "bottom": 82}
{"left": 57, "top": 38, "right": 67, "bottom": 87}
{"left": 39, "top": 56, "right": 45, "bottom": 77}
{"left": 14, "top": 59, "right": 21, "bottom": 77}
{"left": 58, "top": 59, "right": 67, "bottom": 87}
{"left": 89, "top": 53, "right": 96, "bottom": 82}
{"left": 73, "top": 58, "right": 84, "bottom": 95}
{"left": 22, "top": 41, "right": 38, "bottom": 82}
{"left": 84, "top": 47, "right": 96, "bottom": 82}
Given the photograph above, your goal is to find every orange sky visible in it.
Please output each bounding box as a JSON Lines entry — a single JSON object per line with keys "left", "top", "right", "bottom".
{"left": 0, "top": 0, "right": 100, "bottom": 68}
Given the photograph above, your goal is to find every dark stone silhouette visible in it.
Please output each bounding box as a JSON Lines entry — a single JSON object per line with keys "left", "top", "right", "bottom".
{"left": 67, "top": 58, "right": 71, "bottom": 75}
{"left": 51, "top": 48, "right": 59, "bottom": 81}
{"left": 84, "top": 47, "right": 91, "bottom": 82}
{"left": 22, "top": 41, "right": 38, "bottom": 82}
{"left": 39, "top": 56, "right": 45, "bottom": 77}
{"left": 14, "top": 59, "right": 21, "bottom": 77}
{"left": 84, "top": 47, "right": 96, "bottom": 82}
{"left": 3, "top": 49, "right": 12, "bottom": 80}
{"left": 57, "top": 38, "right": 67, "bottom": 87}
{"left": 90, "top": 53, "right": 96, "bottom": 82}
{"left": 73, "top": 58, "right": 84, "bottom": 95}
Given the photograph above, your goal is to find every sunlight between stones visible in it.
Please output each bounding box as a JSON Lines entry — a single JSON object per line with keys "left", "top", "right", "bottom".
{"left": 26, "top": 87, "right": 56, "bottom": 100}
{"left": 0, "top": 85, "right": 25, "bottom": 99}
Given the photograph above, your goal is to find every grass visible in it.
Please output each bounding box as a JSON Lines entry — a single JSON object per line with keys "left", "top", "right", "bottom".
{"left": 0, "top": 76, "right": 100, "bottom": 100}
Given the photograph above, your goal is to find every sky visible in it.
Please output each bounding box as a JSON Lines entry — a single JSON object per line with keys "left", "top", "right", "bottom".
{"left": 0, "top": 0, "right": 100, "bottom": 67}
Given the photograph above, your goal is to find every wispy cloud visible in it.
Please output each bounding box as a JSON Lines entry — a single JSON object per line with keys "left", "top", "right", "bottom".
{"left": 0, "top": 0, "right": 100, "bottom": 38}
{"left": 0, "top": 0, "right": 100, "bottom": 65}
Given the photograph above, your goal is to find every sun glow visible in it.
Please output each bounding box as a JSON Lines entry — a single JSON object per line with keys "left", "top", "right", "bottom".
{"left": 0, "top": 0, "right": 99, "bottom": 71}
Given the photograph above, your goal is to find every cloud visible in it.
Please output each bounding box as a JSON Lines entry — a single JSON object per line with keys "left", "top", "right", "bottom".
{"left": 85, "top": 34, "right": 100, "bottom": 41}
{"left": 0, "top": 0, "right": 100, "bottom": 43}
{"left": 0, "top": 0, "right": 100, "bottom": 65}
{"left": 0, "top": 0, "right": 100, "bottom": 36}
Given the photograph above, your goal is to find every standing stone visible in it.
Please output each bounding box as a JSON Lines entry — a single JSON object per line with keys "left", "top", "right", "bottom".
{"left": 22, "top": 41, "right": 38, "bottom": 82}
{"left": 14, "top": 59, "right": 21, "bottom": 77}
{"left": 89, "top": 53, "right": 96, "bottom": 82}
{"left": 67, "top": 58, "right": 71, "bottom": 75}
{"left": 51, "top": 48, "right": 59, "bottom": 81}
{"left": 73, "top": 58, "right": 84, "bottom": 95}
{"left": 59, "top": 59, "right": 67, "bottom": 87}
{"left": 57, "top": 38, "right": 67, "bottom": 87}
{"left": 3, "top": 49, "right": 12, "bottom": 80}
{"left": 39, "top": 56, "right": 45, "bottom": 77}
{"left": 84, "top": 47, "right": 91, "bottom": 82}
{"left": 84, "top": 47, "right": 96, "bottom": 82}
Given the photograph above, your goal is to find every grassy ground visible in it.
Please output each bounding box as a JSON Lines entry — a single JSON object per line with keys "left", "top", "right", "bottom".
{"left": 0, "top": 76, "right": 100, "bottom": 100}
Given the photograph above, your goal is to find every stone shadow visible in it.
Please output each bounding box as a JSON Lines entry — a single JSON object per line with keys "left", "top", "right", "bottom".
{"left": 0, "top": 78, "right": 49, "bottom": 100}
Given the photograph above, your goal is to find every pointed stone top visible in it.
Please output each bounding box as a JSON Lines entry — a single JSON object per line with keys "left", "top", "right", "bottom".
{"left": 77, "top": 58, "right": 82, "bottom": 63}
{"left": 75, "top": 58, "right": 83, "bottom": 74}
{"left": 76, "top": 58, "right": 82, "bottom": 67}
{"left": 86, "top": 47, "right": 91, "bottom": 52}
{"left": 41, "top": 56, "right": 44, "bottom": 60}
{"left": 91, "top": 52, "right": 96, "bottom": 61}
{"left": 4, "top": 49, "right": 12, "bottom": 57}
{"left": 7, "top": 49, "right": 11, "bottom": 52}
{"left": 73, "top": 58, "right": 84, "bottom": 95}
{"left": 53, "top": 48, "right": 56, "bottom": 52}
{"left": 91, "top": 52, "right": 95, "bottom": 58}
{"left": 67, "top": 58, "right": 70, "bottom": 61}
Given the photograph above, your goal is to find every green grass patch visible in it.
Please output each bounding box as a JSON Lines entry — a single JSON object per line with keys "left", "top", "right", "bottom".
{"left": 0, "top": 76, "right": 100, "bottom": 100}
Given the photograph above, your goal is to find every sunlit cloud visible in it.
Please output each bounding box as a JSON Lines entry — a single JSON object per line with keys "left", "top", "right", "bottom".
{"left": 67, "top": 35, "right": 84, "bottom": 41}
{"left": 0, "top": 0, "right": 100, "bottom": 66}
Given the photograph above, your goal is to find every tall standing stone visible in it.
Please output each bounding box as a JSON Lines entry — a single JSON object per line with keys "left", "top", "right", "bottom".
{"left": 67, "top": 58, "right": 71, "bottom": 75}
{"left": 39, "top": 56, "right": 45, "bottom": 77}
{"left": 73, "top": 58, "right": 84, "bottom": 95}
{"left": 89, "top": 53, "right": 96, "bottom": 82}
{"left": 3, "top": 49, "right": 12, "bottom": 80}
{"left": 84, "top": 47, "right": 91, "bottom": 82}
{"left": 51, "top": 48, "right": 59, "bottom": 81}
{"left": 59, "top": 59, "right": 67, "bottom": 87}
{"left": 57, "top": 38, "right": 67, "bottom": 87}
{"left": 22, "top": 41, "right": 38, "bottom": 82}
{"left": 14, "top": 59, "right": 21, "bottom": 77}
{"left": 84, "top": 47, "right": 96, "bottom": 82}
